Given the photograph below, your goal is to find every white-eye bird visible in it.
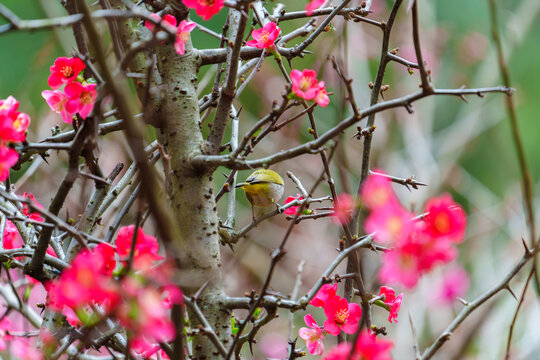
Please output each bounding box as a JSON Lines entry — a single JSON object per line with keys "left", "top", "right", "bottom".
{"left": 236, "top": 169, "right": 284, "bottom": 218}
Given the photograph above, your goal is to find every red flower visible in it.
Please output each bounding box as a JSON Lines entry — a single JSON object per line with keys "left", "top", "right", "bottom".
{"left": 144, "top": 14, "right": 195, "bottom": 56}
{"left": 378, "top": 286, "right": 403, "bottom": 323}
{"left": 290, "top": 69, "right": 320, "bottom": 100}
{"left": 22, "top": 192, "right": 44, "bottom": 222}
{"left": 94, "top": 243, "right": 117, "bottom": 276}
{"left": 283, "top": 194, "right": 304, "bottom": 215}
{"left": 298, "top": 314, "right": 325, "bottom": 356}
{"left": 145, "top": 14, "right": 177, "bottom": 32}
{"left": 324, "top": 331, "right": 393, "bottom": 360}
{"left": 323, "top": 295, "right": 362, "bottom": 336}
{"left": 115, "top": 225, "right": 163, "bottom": 269}
{"left": 332, "top": 193, "right": 355, "bottom": 225}
{"left": 0, "top": 146, "right": 18, "bottom": 181}
{"left": 309, "top": 283, "right": 337, "bottom": 307}
{"left": 182, "top": 0, "right": 225, "bottom": 21}
{"left": 306, "top": 0, "right": 326, "bottom": 16}
{"left": 246, "top": 22, "right": 281, "bottom": 50}
{"left": 47, "top": 247, "right": 120, "bottom": 312}
{"left": 48, "top": 57, "right": 85, "bottom": 89}
{"left": 424, "top": 194, "right": 466, "bottom": 243}
{"left": 64, "top": 82, "right": 97, "bottom": 119}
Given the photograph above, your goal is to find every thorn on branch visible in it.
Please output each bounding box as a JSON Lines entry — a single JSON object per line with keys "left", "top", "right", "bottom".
{"left": 405, "top": 103, "right": 415, "bottom": 114}
{"left": 521, "top": 238, "right": 532, "bottom": 256}
{"left": 457, "top": 297, "right": 470, "bottom": 306}
{"left": 353, "top": 126, "right": 376, "bottom": 140}
{"left": 505, "top": 286, "right": 518, "bottom": 301}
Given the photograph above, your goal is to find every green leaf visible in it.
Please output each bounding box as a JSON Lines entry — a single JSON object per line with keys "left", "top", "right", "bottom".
{"left": 231, "top": 317, "right": 239, "bottom": 335}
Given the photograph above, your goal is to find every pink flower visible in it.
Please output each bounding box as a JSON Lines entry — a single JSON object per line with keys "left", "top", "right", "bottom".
{"left": 283, "top": 194, "right": 303, "bottom": 215}
{"left": 364, "top": 203, "right": 414, "bottom": 245}
{"left": 48, "top": 57, "right": 85, "bottom": 89}
{"left": 324, "top": 342, "right": 353, "bottom": 360}
{"left": 47, "top": 247, "right": 120, "bottom": 312}
{"left": 324, "top": 331, "right": 393, "bottom": 360}
{"left": 0, "top": 96, "right": 30, "bottom": 143}
{"left": 62, "top": 305, "right": 82, "bottom": 327}
{"left": 4, "top": 219, "right": 56, "bottom": 262}
{"left": 290, "top": 69, "right": 320, "bottom": 100}
{"left": 10, "top": 339, "right": 44, "bottom": 360}
{"left": 162, "top": 284, "right": 184, "bottom": 309}
{"left": 323, "top": 295, "right": 362, "bottom": 336}
{"left": 0, "top": 95, "right": 18, "bottom": 113}
{"left": 378, "top": 286, "right": 403, "bottom": 323}
{"left": 424, "top": 194, "right": 467, "bottom": 243}
{"left": 306, "top": 0, "right": 326, "bottom": 16}
{"left": 309, "top": 283, "right": 337, "bottom": 307}
{"left": 42, "top": 90, "right": 74, "bottom": 124}
{"left": 378, "top": 223, "right": 457, "bottom": 289}
{"left": 64, "top": 82, "right": 97, "bottom": 119}
{"left": 298, "top": 314, "right": 325, "bottom": 356}
{"left": 22, "top": 192, "right": 44, "bottom": 222}
{"left": 118, "top": 286, "right": 175, "bottom": 344}
{"left": 0, "top": 318, "right": 13, "bottom": 351}
{"left": 361, "top": 170, "right": 399, "bottom": 210}
{"left": 145, "top": 13, "right": 177, "bottom": 32}
{"left": 7, "top": 112, "right": 30, "bottom": 142}
{"left": 259, "top": 333, "right": 288, "bottom": 359}
{"left": 246, "top": 22, "right": 281, "bottom": 50}
{"left": 332, "top": 193, "right": 355, "bottom": 225}
{"left": 175, "top": 20, "right": 197, "bottom": 55}
{"left": 182, "top": 0, "right": 225, "bottom": 21}
{"left": 314, "top": 81, "right": 330, "bottom": 107}
{"left": 3, "top": 220, "right": 23, "bottom": 251}
{"left": 436, "top": 265, "right": 470, "bottom": 304}
{"left": 0, "top": 146, "right": 18, "bottom": 181}
{"left": 115, "top": 225, "right": 163, "bottom": 269}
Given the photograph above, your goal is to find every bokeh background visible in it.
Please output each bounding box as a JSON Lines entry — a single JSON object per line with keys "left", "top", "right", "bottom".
{"left": 1, "top": 0, "right": 539, "bottom": 358}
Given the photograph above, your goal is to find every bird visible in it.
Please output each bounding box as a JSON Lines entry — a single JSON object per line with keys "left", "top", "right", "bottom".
{"left": 236, "top": 169, "right": 284, "bottom": 219}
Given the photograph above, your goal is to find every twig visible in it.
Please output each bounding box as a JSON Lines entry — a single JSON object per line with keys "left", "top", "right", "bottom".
{"left": 369, "top": 170, "right": 427, "bottom": 190}
{"left": 191, "top": 86, "right": 512, "bottom": 169}
{"left": 205, "top": 7, "right": 248, "bottom": 155}
{"left": 504, "top": 267, "right": 534, "bottom": 359}
{"left": 411, "top": 0, "right": 432, "bottom": 93}
{"left": 420, "top": 247, "right": 537, "bottom": 359}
